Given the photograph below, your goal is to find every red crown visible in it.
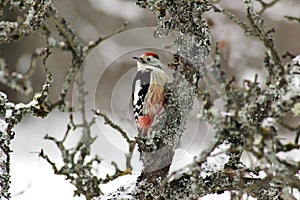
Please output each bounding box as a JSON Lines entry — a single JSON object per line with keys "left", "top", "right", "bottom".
{"left": 142, "top": 52, "right": 159, "bottom": 59}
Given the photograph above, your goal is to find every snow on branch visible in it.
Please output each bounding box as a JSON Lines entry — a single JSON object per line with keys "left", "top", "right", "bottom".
{"left": 1, "top": 0, "right": 300, "bottom": 199}
{"left": 128, "top": 0, "right": 300, "bottom": 199}
{"left": 0, "top": 56, "right": 52, "bottom": 199}
{"left": 0, "top": 0, "right": 53, "bottom": 44}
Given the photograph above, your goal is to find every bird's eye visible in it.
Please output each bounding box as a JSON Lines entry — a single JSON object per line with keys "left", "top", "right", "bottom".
{"left": 146, "top": 58, "right": 151, "bottom": 61}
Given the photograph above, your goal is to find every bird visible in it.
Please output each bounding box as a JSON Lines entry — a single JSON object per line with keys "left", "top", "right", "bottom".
{"left": 131, "top": 52, "right": 169, "bottom": 138}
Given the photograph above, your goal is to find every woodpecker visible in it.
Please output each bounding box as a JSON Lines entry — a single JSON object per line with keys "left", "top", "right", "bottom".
{"left": 132, "top": 52, "right": 169, "bottom": 138}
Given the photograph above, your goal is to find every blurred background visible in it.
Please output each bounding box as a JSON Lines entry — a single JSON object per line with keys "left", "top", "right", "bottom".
{"left": 0, "top": 0, "right": 299, "bottom": 199}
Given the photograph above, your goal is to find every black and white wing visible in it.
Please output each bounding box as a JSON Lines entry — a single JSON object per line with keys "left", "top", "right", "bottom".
{"left": 132, "top": 69, "right": 151, "bottom": 122}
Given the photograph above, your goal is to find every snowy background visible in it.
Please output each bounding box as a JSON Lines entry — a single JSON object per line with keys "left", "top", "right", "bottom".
{"left": 3, "top": 0, "right": 300, "bottom": 199}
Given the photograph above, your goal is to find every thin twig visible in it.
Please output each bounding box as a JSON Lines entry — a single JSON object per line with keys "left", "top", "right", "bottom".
{"left": 285, "top": 16, "right": 300, "bottom": 23}
{"left": 84, "top": 21, "right": 128, "bottom": 53}
{"left": 92, "top": 109, "right": 136, "bottom": 171}
{"left": 256, "top": 0, "right": 280, "bottom": 15}
{"left": 92, "top": 109, "right": 133, "bottom": 144}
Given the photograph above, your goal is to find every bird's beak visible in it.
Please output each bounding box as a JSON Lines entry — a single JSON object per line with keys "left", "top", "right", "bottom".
{"left": 133, "top": 56, "right": 146, "bottom": 64}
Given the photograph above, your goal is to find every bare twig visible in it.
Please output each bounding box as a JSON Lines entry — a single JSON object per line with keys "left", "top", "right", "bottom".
{"left": 84, "top": 21, "right": 128, "bottom": 53}
{"left": 92, "top": 109, "right": 133, "bottom": 144}
{"left": 255, "top": 0, "right": 280, "bottom": 15}
{"left": 285, "top": 16, "right": 300, "bottom": 23}
{"left": 282, "top": 51, "right": 296, "bottom": 60}
{"left": 92, "top": 109, "right": 136, "bottom": 171}
{"left": 101, "top": 161, "right": 132, "bottom": 184}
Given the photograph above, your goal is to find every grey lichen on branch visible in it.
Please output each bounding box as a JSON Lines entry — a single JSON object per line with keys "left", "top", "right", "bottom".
{"left": 0, "top": 44, "right": 52, "bottom": 199}
{"left": 134, "top": 0, "right": 211, "bottom": 198}
{"left": 0, "top": 58, "right": 32, "bottom": 95}
{"left": 131, "top": 0, "right": 300, "bottom": 199}
{"left": 1, "top": 0, "right": 300, "bottom": 199}
{"left": 0, "top": 56, "right": 53, "bottom": 199}
{"left": 134, "top": 72, "right": 198, "bottom": 198}
{"left": 0, "top": 0, "right": 54, "bottom": 43}
{"left": 39, "top": 113, "right": 102, "bottom": 199}
{"left": 0, "top": 1, "right": 128, "bottom": 199}
{"left": 0, "top": 47, "right": 51, "bottom": 95}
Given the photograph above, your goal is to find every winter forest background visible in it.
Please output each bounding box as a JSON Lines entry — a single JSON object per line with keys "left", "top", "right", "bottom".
{"left": 1, "top": 0, "right": 300, "bottom": 199}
